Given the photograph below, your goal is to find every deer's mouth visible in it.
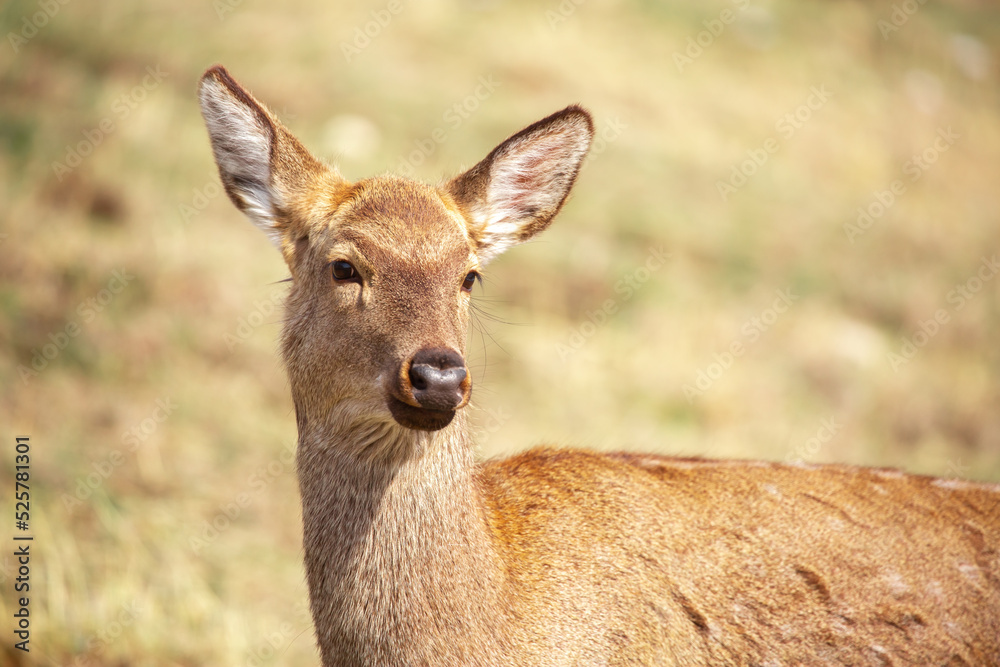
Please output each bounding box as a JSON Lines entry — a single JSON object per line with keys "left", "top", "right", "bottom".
{"left": 387, "top": 397, "right": 456, "bottom": 431}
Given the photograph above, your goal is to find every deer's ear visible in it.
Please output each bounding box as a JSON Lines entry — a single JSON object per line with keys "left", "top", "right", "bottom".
{"left": 445, "top": 106, "right": 593, "bottom": 265}
{"left": 198, "top": 65, "right": 335, "bottom": 249}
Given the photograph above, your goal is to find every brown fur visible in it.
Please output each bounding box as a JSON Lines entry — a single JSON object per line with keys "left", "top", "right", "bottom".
{"left": 199, "top": 66, "right": 1000, "bottom": 666}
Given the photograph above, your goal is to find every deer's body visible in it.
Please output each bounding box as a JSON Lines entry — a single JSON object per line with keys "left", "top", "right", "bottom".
{"left": 199, "top": 65, "right": 1000, "bottom": 666}
{"left": 304, "top": 417, "right": 1000, "bottom": 665}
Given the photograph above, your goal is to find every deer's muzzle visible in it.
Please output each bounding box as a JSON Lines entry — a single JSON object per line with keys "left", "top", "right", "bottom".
{"left": 387, "top": 347, "right": 471, "bottom": 431}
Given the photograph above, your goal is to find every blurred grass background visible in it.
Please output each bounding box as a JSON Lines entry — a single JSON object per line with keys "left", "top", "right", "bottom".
{"left": 1, "top": 0, "right": 999, "bottom": 664}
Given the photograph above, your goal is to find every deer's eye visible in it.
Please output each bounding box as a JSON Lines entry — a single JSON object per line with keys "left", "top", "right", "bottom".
{"left": 462, "top": 271, "right": 479, "bottom": 293}
{"left": 331, "top": 260, "right": 360, "bottom": 283}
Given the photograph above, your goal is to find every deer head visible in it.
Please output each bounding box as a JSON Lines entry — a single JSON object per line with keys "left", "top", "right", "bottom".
{"left": 199, "top": 66, "right": 593, "bottom": 458}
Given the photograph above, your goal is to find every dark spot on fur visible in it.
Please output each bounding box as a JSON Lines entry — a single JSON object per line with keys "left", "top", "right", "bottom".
{"left": 673, "top": 592, "right": 709, "bottom": 634}
{"left": 794, "top": 565, "right": 831, "bottom": 604}
{"left": 875, "top": 607, "right": 926, "bottom": 640}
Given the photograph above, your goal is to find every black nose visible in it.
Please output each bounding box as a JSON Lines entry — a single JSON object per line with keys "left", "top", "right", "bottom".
{"left": 408, "top": 348, "right": 468, "bottom": 411}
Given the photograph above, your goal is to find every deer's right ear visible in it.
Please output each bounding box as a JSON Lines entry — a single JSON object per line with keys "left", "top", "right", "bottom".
{"left": 198, "top": 65, "right": 334, "bottom": 250}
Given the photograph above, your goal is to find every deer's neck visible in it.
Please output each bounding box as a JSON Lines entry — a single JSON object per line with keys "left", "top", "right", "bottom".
{"left": 296, "top": 410, "right": 514, "bottom": 665}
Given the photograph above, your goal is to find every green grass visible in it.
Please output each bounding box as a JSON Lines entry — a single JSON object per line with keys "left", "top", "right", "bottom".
{"left": 2, "top": 0, "right": 999, "bottom": 664}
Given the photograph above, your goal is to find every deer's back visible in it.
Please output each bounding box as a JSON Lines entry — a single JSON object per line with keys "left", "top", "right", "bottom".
{"left": 477, "top": 448, "right": 1000, "bottom": 665}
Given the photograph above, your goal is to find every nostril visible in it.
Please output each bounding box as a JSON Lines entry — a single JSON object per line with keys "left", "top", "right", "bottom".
{"left": 409, "top": 365, "right": 429, "bottom": 391}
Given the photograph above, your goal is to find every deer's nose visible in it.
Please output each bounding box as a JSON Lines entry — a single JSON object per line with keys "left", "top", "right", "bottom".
{"left": 407, "top": 348, "right": 469, "bottom": 411}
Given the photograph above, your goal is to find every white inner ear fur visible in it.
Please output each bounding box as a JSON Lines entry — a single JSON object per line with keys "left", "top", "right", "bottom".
{"left": 199, "top": 79, "right": 284, "bottom": 247}
{"left": 476, "top": 128, "right": 590, "bottom": 264}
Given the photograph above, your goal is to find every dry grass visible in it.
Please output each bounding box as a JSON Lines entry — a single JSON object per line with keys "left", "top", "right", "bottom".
{"left": 1, "top": 0, "right": 999, "bottom": 664}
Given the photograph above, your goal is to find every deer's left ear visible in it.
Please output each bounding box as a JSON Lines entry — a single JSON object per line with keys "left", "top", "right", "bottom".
{"left": 445, "top": 106, "right": 593, "bottom": 265}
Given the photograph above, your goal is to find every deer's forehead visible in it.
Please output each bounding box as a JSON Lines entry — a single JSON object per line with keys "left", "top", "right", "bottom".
{"left": 322, "top": 177, "right": 474, "bottom": 267}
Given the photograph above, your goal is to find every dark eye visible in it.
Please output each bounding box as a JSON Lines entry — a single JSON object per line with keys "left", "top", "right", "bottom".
{"left": 331, "top": 260, "right": 360, "bottom": 283}
{"left": 462, "top": 271, "right": 479, "bottom": 292}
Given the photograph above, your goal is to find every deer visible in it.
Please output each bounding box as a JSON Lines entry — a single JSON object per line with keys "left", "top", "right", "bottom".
{"left": 198, "top": 65, "right": 1000, "bottom": 666}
